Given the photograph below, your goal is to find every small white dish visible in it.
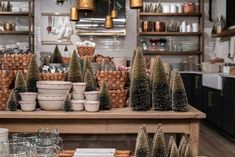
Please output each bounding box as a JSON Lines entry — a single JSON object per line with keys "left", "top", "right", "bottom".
{"left": 38, "top": 100, "right": 64, "bottom": 111}
{"left": 84, "top": 101, "right": 100, "bottom": 112}
{"left": 72, "top": 82, "right": 87, "bottom": 93}
{"left": 19, "top": 92, "right": 37, "bottom": 101}
{"left": 84, "top": 91, "right": 99, "bottom": 101}
{"left": 37, "top": 94, "right": 65, "bottom": 101}
{"left": 71, "top": 100, "right": 85, "bottom": 111}
{"left": 19, "top": 101, "right": 36, "bottom": 112}
{"left": 37, "top": 81, "right": 72, "bottom": 94}
{"left": 72, "top": 93, "right": 84, "bottom": 100}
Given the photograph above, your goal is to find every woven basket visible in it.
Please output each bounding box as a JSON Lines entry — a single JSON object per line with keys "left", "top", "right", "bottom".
{"left": 0, "top": 89, "right": 10, "bottom": 111}
{"left": 62, "top": 57, "right": 70, "bottom": 64}
{"left": 96, "top": 71, "right": 128, "bottom": 90}
{"left": 0, "top": 70, "right": 14, "bottom": 90}
{"left": 40, "top": 72, "right": 67, "bottom": 81}
{"left": 109, "top": 89, "right": 127, "bottom": 108}
{"left": 77, "top": 46, "right": 95, "bottom": 57}
{"left": 2, "top": 53, "right": 32, "bottom": 70}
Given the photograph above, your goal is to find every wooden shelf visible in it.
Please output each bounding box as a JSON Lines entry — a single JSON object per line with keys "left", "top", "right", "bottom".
{"left": 143, "top": 51, "right": 202, "bottom": 56}
{"left": 211, "top": 28, "right": 235, "bottom": 38}
{"left": 139, "top": 32, "right": 202, "bottom": 36}
{"left": 139, "top": 12, "right": 202, "bottom": 17}
{"left": 0, "top": 31, "right": 31, "bottom": 35}
{"left": 0, "top": 12, "right": 29, "bottom": 16}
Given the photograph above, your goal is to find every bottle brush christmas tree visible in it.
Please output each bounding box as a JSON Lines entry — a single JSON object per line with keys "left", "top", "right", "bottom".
{"left": 14, "top": 70, "right": 27, "bottom": 102}
{"left": 6, "top": 90, "right": 18, "bottom": 111}
{"left": 84, "top": 69, "right": 96, "bottom": 91}
{"left": 135, "top": 125, "right": 150, "bottom": 157}
{"left": 130, "top": 49, "right": 151, "bottom": 111}
{"left": 67, "top": 50, "right": 83, "bottom": 82}
{"left": 169, "top": 140, "right": 179, "bottom": 157}
{"left": 64, "top": 45, "right": 68, "bottom": 52}
{"left": 83, "top": 58, "right": 96, "bottom": 85}
{"left": 151, "top": 126, "right": 166, "bottom": 157}
{"left": 51, "top": 45, "right": 63, "bottom": 63}
{"left": 184, "top": 144, "right": 193, "bottom": 157}
{"left": 172, "top": 71, "right": 189, "bottom": 112}
{"left": 178, "top": 136, "right": 186, "bottom": 155}
{"left": 167, "top": 136, "right": 175, "bottom": 157}
{"left": 26, "top": 55, "right": 40, "bottom": 92}
{"left": 99, "top": 80, "right": 111, "bottom": 110}
{"left": 179, "top": 141, "right": 187, "bottom": 157}
{"left": 63, "top": 93, "right": 72, "bottom": 112}
{"left": 152, "top": 57, "right": 171, "bottom": 111}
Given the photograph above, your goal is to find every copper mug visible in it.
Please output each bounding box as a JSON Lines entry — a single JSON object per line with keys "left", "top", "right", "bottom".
{"left": 141, "top": 21, "right": 153, "bottom": 32}
{"left": 154, "top": 21, "right": 166, "bottom": 32}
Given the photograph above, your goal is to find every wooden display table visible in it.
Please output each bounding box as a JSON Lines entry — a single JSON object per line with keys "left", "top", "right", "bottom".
{"left": 0, "top": 106, "right": 205, "bottom": 156}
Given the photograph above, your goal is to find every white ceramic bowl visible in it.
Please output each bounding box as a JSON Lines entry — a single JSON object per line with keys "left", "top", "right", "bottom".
{"left": 38, "top": 100, "right": 64, "bottom": 111}
{"left": 37, "top": 81, "right": 72, "bottom": 94}
{"left": 19, "top": 92, "right": 37, "bottom": 101}
{"left": 37, "top": 94, "right": 65, "bottom": 101}
{"left": 72, "top": 93, "right": 84, "bottom": 100}
{"left": 19, "top": 101, "right": 36, "bottom": 112}
{"left": 71, "top": 100, "right": 85, "bottom": 111}
{"left": 84, "top": 91, "right": 99, "bottom": 101}
{"left": 72, "top": 82, "right": 87, "bottom": 93}
{"left": 84, "top": 101, "right": 100, "bottom": 112}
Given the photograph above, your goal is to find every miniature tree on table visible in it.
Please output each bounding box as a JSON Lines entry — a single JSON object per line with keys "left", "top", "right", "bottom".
{"left": 135, "top": 125, "right": 150, "bottom": 157}
{"left": 26, "top": 55, "right": 40, "bottom": 92}
{"left": 63, "top": 93, "right": 72, "bottom": 112}
{"left": 167, "top": 136, "right": 175, "bottom": 157}
{"left": 184, "top": 144, "right": 193, "bottom": 157}
{"left": 83, "top": 58, "right": 96, "bottom": 85}
{"left": 67, "top": 50, "right": 83, "bottom": 82}
{"left": 99, "top": 80, "right": 111, "bottom": 110}
{"left": 152, "top": 57, "right": 171, "bottom": 111}
{"left": 169, "top": 141, "right": 179, "bottom": 157}
{"left": 6, "top": 90, "right": 18, "bottom": 112}
{"left": 178, "top": 136, "right": 186, "bottom": 155}
{"left": 130, "top": 49, "right": 151, "bottom": 111}
{"left": 84, "top": 69, "right": 96, "bottom": 91}
{"left": 179, "top": 142, "right": 187, "bottom": 157}
{"left": 51, "top": 45, "right": 63, "bottom": 63}
{"left": 14, "top": 70, "right": 27, "bottom": 102}
{"left": 172, "top": 71, "right": 189, "bottom": 112}
{"left": 151, "top": 126, "right": 166, "bottom": 157}
{"left": 64, "top": 45, "right": 68, "bottom": 52}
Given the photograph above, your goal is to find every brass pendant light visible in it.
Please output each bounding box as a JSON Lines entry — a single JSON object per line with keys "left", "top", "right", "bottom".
{"left": 130, "top": 0, "right": 143, "bottom": 9}
{"left": 76, "top": 0, "right": 95, "bottom": 12}
{"left": 105, "top": 0, "right": 113, "bottom": 29}
{"left": 70, "top": 5, "right": 79, "bottom": 21}
{"left": 111, "top": 0, "right": 118, "bottom": 18}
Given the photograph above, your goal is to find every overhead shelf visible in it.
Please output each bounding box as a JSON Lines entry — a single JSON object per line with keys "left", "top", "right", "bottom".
{"left": 211, "top": 28, "right": 235, "bottom": 38}
{"left": 0, "top": 12, "right": 30, "bottom": 16}
{"left": 143, "top": 51, "right": 202, "bottom": 56}
{"left": 139, "top": 32, "right": 202, "bottom": 36}
{"left": 0, "top": 31, "right": 31, "bottom": 35}
{"left": 139, "top": 12, "right": 202, "bottom": 17}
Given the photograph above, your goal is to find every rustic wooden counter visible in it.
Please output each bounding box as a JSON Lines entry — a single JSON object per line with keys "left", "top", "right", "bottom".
{"left": 0, "top": 106, "right": 206, "bottom": 156}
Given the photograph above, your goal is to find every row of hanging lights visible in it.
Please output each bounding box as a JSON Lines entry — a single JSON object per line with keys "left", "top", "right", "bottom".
{"left": 70, "top": 0, "right": 143, "bottom": 29}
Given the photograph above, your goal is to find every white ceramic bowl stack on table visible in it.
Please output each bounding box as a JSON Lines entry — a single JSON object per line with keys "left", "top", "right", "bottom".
{"left": 71, "top": 83, "right": 86, "bottom": 111}
{"left": 19, "top": 92, "right": 37, "bottom": 111}
{"left": 84, "top": 91, "right": 100, "bottom": 112}
{"left": 0, "top": 128, "right": 9, "bottom": 142}
{"left": 36, "top": 81, "right": 72, "bottom": 111}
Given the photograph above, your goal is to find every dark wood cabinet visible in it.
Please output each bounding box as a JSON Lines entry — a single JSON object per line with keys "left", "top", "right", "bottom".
{"left": 180, "top": 73, "right": 194, "bottom": 105}
{"left": 203, "top": 87, "right": 222, "bottom": 128}
{"left": 222, "top": 78, "right": 235, "bottom": 138}
{"left": 192, "top": 74, "right": 203, "bottom": 111}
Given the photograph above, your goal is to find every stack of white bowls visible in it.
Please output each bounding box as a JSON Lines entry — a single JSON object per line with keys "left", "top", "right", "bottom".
{"left": 36, "top": 81, "right": 72, "bottom": 111}
{"left": 19, "top": 92, "right": 37, "bottom": 112}
{"left": 0, "top": 128, "right": 8, "bottom": 142}
{"left": 71, "top": 83, "right": 100, "bottom": 112}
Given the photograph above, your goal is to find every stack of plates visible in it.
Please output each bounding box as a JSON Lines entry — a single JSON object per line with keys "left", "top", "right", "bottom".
{"left": 73, "top": 148, "right": 116, "bottom": 157}
{"left": 181, "top": 41, "right": 199, "bottom": 51}
{"left": 0, "top": 128, "right": 8, "bottom": 142}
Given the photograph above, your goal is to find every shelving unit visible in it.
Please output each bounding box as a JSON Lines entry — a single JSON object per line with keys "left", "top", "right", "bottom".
{"left": 0, "top": 0, "right": 34, "bottom": 51}
{"left": 211, "top": 28, "right": 235, "bottom": 38}
{"left": 137, "top": 0, "right": 205, "bottom": 64}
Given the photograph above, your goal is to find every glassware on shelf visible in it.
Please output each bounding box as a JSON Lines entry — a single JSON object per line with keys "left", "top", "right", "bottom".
{"left": 158, "top": 38, "right": 167, "bottom": 51}
{"left": 149, "top": 39, "right": 158, "bottom": 51}
{"left": 215, "top": 15, "right": 227, "bottom": 34}
{"left": 140, "top": 40, "right": 148, "bottom": 50}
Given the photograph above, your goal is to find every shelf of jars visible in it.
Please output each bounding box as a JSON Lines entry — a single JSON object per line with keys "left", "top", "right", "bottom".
{"left": 139, "top": 12, "right": 202, "bottom": 17}
{"left": 139, "top": 32, "right": 202, "bottom": 36}
{"left": 143, "top": 50, "right": 202, "bottom": 56}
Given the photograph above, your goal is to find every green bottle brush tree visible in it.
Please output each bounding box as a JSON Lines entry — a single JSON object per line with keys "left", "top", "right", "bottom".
{"left": 14, "top": 70, "right": 27, "bottom": 102}
{"left": 6, "top": 90, "right": 18, "bottom": 112}
{"left": 84, "top": 69, "right": 96, "bottom": 91}
{"left": 99, "top": 80, "right": 112, "bottom": 110}
{"left": 51, "top": 45, "right": 63, "bottom": 63}
{"left": 135, "top": 125, "right": 150, "bottom": 157}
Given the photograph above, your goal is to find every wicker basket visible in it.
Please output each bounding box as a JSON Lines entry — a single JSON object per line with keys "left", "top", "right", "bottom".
{"left": 109, "top": 89, "right": 127, "bottom": 108}
{"left": 0, "top": 89, "right": 10, "bottom": 111}
{"left": 77, "top": 46, "right": 95, "bottom": 57}
{"left": 96, "top": 71, "right": 128, "bottom": 90}
{"left": 40, "top": 72, "right": 67, "bottom": 81}
{"left": 2, "top": 53, "right": 32, "bottom": 70}
{"left": 0, "top": 70, "right": 14, "bottom": 90}
{"left": 62, "top": 57, "right": 70, "bottom": 64}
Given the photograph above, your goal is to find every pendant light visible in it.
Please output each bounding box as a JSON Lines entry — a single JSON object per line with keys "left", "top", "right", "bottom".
{"left": 76, "top": 0, "right": 95, "bottom": 12}
{"left": 70, "top": 1, "right": 79, "bottom": 21}
{"left": 111, "top": 0, "right": 118, "bottom": 18}
{"left": 105, "top": 0, "right": 113, "bottom": 29}
{"left": 130, "top": 0, "right": 143, "bottom": 9}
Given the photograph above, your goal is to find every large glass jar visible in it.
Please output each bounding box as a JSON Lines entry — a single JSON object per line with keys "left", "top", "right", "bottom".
{"left": 215, "top": 15, "right": 226, "bottom": 34}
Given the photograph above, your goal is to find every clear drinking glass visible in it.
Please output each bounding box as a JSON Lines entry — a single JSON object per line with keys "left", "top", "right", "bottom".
{"left": 32, "top": 144, "right": 59, "bottom": 157}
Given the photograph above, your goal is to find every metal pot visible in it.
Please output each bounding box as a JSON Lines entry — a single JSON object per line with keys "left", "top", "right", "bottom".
{"left": 76, "top": 0, "right": 95, "bottom": 12}
{"left": 4, "top": 22, "right": 15, "bottom": 31}
{"left": 130, "top": 0, "right": 143, "bottom": 9}
{"left": 154, "top": 21, "right": 166, "bottom": 32}
{"left": 141, "top": 21, "right": 153, "bottom": 32}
